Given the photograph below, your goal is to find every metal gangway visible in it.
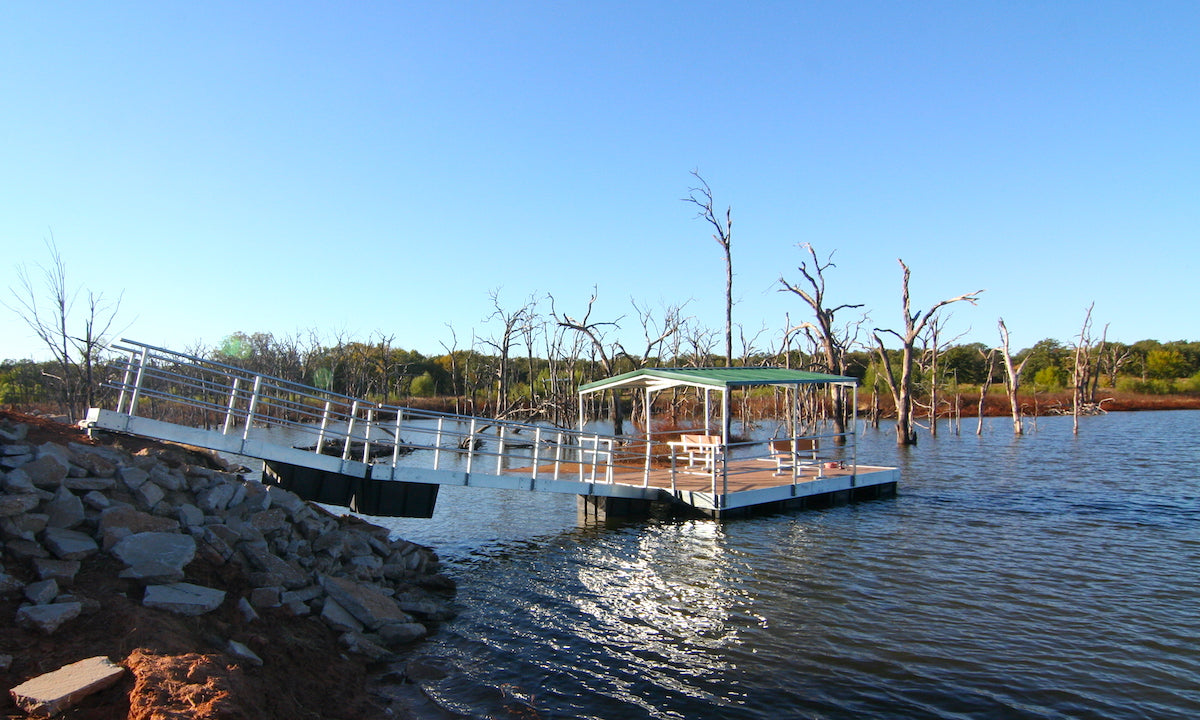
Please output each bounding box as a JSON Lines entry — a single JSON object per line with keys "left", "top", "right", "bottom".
{"left": 85, "top": 340, "right": 899, "bottom": 518}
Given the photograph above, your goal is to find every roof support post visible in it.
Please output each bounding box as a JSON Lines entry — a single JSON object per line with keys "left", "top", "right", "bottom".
{"left": 643, "top": 386, "right": 653, "bottom": 487}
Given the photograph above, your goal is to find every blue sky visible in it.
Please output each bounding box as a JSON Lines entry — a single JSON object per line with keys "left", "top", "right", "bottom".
{"left": 3, "top": 1, "right": 1197, "bottom": 362}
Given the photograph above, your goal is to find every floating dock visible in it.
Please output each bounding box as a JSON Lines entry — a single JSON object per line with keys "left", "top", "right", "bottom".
{"left": 85, "top": 341, "right": 898, "bottom": 519}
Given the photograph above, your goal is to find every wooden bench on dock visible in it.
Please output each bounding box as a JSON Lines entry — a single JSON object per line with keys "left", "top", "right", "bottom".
{"left": 668, "top": 434, "right": 724, "bottom": 471}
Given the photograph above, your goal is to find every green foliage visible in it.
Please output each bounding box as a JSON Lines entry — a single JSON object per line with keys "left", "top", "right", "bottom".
{"left": 1181, "top": 371, "right": 1200, "bottom": 393}
{"left": 1146, "top": 349, "right": 1188, "bottom": 379}
{"left": 940, "top": 342, "right": 991, "bottom": 384}
{"left": 1116, "top": 377, "right": 1174, "bottom": 395}
{"left": 1033, "top": 365, "right": 1070, "bottom": 390}
{"left": 409, "top": 371, "right": 437, "bottom": 397}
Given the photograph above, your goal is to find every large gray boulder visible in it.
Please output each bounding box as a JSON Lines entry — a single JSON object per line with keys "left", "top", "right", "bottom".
{"left": 111, "top": 532, "right": 196, "bottom": 582}
{"left": 9, "top": 656, "right": 125, "bottom": 717}
{"left": 321, "top": 574, "right": 412, "bottom": 631}
{"left": 143, "top": 582, "right": 226, "bottom": 616}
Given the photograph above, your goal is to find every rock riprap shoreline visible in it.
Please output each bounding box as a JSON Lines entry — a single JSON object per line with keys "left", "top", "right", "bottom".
{"left": 0, "top": 410, "right": 456, "bottom": 719}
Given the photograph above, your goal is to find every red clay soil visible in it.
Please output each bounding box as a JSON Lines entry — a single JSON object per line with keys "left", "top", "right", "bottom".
{"left": 0, "top": 410, "right": 396, "bottom": 720}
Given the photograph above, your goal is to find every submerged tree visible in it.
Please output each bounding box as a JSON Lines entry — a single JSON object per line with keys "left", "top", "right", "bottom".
{"left": 684, "top": 170, "right": 733, "bottom": 368}
{"left": 873, "top": 259, "right": 982, "bottom": 446}
{"left": 778, "top": 244, "right": 864, "bottom": 442}
{"left": 997, "top": 318, "right": 1030, "bottom": 435}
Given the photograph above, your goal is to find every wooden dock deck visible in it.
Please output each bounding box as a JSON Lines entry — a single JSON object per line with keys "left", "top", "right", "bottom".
{"left": 508, "top": 458, "right": 900, "bottom": 518}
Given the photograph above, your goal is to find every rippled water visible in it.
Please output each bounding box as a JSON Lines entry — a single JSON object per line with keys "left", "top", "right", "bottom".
{"left": 376, "top": 411, "right": 1200, "bottom": 719}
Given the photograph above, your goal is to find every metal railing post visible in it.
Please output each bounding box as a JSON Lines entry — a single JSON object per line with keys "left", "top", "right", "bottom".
{"left": 127, "top": 347, "right": 149, "bottom": 417}
{"left": 361, "top": 407, "right": 375, "bottom": 463}
{"left": 553, "top": 431, "right": 563, "bottom": 481}
{"left": 531, "top": 426, "right": 542, "bottom": 481}
{"left": 315, "top": 401, "right": 332, "bottom": 454}
{"left": 643, "top": 431, "right": 652, "bottom": 487}
{"left": 343, "top": 401, "right": 360, "bottom": 461}
{"left": 433, "top": 418, "right": 444, "bottom": 470}
{"left": 496, "top": 425, "right": 506, "bottom": 475}
{"left": 465, "top": 418, "right": 477, "bottom": 476}
{"left": 115, "top": 348, "right": 138, "bottom": 414}
{"left": 242, "top": 375, "right": 262, "bottom": 441}
{"left": 223, "top": 378, "right": 242, "bottom": 435}
{"left": 391, "top": 409, "right": 405, "bottom": 466}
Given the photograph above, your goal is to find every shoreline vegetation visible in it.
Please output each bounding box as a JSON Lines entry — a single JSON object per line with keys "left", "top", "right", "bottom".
{"left": 5, "top": 330, "right": 1200, "bottom": 432}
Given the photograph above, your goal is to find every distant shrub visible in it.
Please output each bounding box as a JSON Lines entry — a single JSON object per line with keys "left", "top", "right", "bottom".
{"left": 1033, "top": 366, "right": 1069, "bottom": 390}
{"left": 410, "top": 372, "right": 437, "bottom": 397}
{"left": 1116, "top": 377, "right": 1174, "bottom": 395}
{"left": 1179, "top": 371, "right": 1200, "bottom": 393}
{"left": 1146, "top": 349, "right": 1188, "bottom": 380}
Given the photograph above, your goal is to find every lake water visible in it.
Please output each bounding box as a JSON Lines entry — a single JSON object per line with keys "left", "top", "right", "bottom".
{"left": 371, "top": 411, "right": 1200, "bottom": 719}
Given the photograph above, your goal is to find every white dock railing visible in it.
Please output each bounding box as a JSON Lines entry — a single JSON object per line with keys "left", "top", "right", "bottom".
{"left": 107, "top": 340, "right": 620, "bottom": 486}
{"left": 103, "top": 339, "right": 855, "bottom": 503}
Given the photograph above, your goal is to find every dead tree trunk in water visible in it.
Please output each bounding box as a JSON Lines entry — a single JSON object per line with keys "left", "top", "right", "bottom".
{"left": 1071, "top": 303, "right": 1098, "bottom": 435}
{"left": 684, "top": 170, "right": 733, "bottom": 369}
{"left": 553, "top": 289, "right": 626, "bottom": 434}
{"left": 778, "top": 244, "right": 864, "bottom": 444}
{"left": 976, "top": 347, "right": 997, "bottom": 436}
{"left": 998, "top": 318, "right": 1029, "bottom": 436}
{"left": 874, "top": 259, "right": 983, "bottom": 446}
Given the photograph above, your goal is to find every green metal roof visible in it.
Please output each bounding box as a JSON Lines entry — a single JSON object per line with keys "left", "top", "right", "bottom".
{"left": 578, "top": 367, "right": 857, "bottom": 394}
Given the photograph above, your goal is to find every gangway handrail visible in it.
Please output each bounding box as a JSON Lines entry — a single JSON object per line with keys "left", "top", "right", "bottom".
{"left": 102, "top": 339, "right": 636, "bottom": 487}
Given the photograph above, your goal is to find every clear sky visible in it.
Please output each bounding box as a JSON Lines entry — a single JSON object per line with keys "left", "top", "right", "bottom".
{"left": 2, "top": 1, "right": 1197, "bottom": 363}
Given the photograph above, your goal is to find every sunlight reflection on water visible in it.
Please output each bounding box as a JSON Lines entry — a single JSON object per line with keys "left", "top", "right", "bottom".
{"left": 371, "top": 411, "right": 1200, "bottom": 719}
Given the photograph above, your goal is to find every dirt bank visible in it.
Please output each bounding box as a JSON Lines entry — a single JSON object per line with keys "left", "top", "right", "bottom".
{"left": 0, "top": 410, "right": 446, "bottom": 719}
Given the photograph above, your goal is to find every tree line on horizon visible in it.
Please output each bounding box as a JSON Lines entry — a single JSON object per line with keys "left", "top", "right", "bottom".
{"left": 3, "top": 321, "right": 1198, "bottom": 427}
{"left": 7, "top": 177, "right": 1200, "bottom": 443}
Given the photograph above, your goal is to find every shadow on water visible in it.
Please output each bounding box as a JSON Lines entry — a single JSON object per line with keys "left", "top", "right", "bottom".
{"left": 372, "top": 411, "right": 1200, "bottom": 719}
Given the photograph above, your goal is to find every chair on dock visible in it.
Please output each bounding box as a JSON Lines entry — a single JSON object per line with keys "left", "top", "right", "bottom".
{"left": 668, "top": 434, "right": 724, "bottom": 471}
{"left": 766, "top": 438, "right": 821, "bottom": 477}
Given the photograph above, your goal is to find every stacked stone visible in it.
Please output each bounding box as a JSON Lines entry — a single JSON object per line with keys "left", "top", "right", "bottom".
{"left": 0, "top": 416, "right": 456, "bottom": 665}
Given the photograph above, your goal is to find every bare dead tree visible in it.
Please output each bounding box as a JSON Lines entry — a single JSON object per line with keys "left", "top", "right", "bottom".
{"left": 679, "top": 319, "right": 718, "bottom": 367}
{"left": 5, "top": 237, "right": 124, "bottom": 421}
{"left": 873, "top": 259, "right": 983, "bottom": 446}
{"left": 1071, "top": 303, "right": 1099, "bottom": 434}
{"left": 683, "top": 170, "right": 733, "bottom": 368}
{"left": 917, "top": 317, "right": 969, "bottom": 439}
{"left": 438, "top": 325, "right": 463, "bottom": 414}
{"left": 1098, "top": 336, "right": 1132, "bottom": 389}
{"left": 478, "top": 290, "right": 536, "bottom": 418}
{"left": 778, "top": 244, "right": 865, "bottom": 440}
{"left": 630, "top": 298, "right": 688, "bottom": 368}
{"left": 976, "top": 346, "right": 997, "bottom": 436}
{"left": 997, "top": 318, "right": 1030, "bottom": 436}
{"left": 552, "top": 288, "right": 627, "bottom": 433}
